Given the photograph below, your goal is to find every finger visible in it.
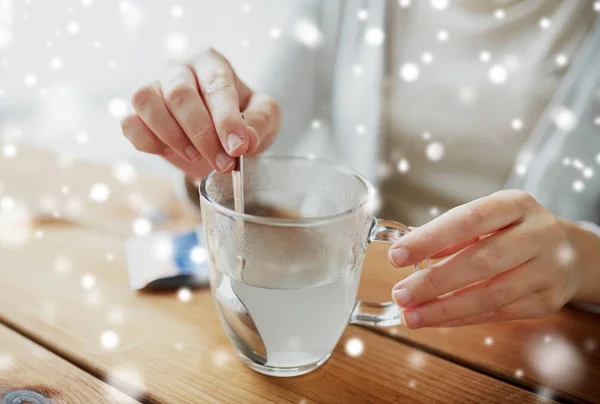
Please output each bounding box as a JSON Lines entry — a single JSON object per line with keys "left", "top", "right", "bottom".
{"left": 120, "top": 114, "right": 169, "bottom": 156}
{"left": 160, "top": 65, "right": 234, "bottom": 173}
{"left": 191, "top": 48, "right": 251, "bottom": 157}
{"left": 399, "top": 257, "right": 545, "bottom": 329}
{"left": 430, "top": 237, "right": 479, "bottom": 259}
{"left": 163, "top": 153, "right": 215, "bottom": 180}
{"left": 242, "top": 94, "right": 281, "bottom": 155}
{"left": 392, "top": 223, "right": 541, "bottom": 307}
{"left": 389, "top": 189, "right": 535, "bottom": 267}
{"left": 434, "top": 293, "right": 549, "bottom": 327}
{"left": 132, "top": 82, "right": 197, "bottom": 161}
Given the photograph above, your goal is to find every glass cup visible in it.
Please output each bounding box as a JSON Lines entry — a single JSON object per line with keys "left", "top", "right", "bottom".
{"left": 199, "top": 156, "right": 427, "bottom": 377}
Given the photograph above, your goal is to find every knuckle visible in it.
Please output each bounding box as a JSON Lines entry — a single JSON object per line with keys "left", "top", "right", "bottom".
{"left": 543, "top": 291, "right": 565, "bottom": 312}
{"left": 510, "top": 189, "right": 536, "bottom": 213}
{"left": 213, "top": 110, "right": 240, "bottom": 131}
{"left": 204, "top": 75, "right": 232, "bottom": 97}
{"left": 130, "top": 134, "right": 161, "bottom": 154}
{"left": 487, "top": 283, "right": 512, "bottom": 309}
{"left": 471, "top": 244, "right": 502, "bottom": 274}
{"left": 189, "top": 125, "right": 214, "bottom": 144}
{"left": 164, "top": 84, "right": 195, "bottom": 109}
{"left": 423, "top": 268, "right": 442, "bottom": 294}
{"left": 132, "top": 85, "right": 155, "bottom": 112}
{"left": 462, "top": 206, "right": 485, "bottom": 235}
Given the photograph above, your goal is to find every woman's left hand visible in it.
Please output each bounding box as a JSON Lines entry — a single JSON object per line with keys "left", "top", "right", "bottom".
{"left": 388, "top": 189, "right": 588, "bottom": 328}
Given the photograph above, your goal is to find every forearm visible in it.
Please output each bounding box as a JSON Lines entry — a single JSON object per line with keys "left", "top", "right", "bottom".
{"left": 564, "top": 220, "right": 600, "bottom": 303}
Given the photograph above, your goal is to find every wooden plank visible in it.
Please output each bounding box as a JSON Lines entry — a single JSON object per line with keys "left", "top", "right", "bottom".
{"left": 0, "top": 145, "right": 199, "bottom": 236}
{"left": 361, "top": 242, "right": 600, "bottom": 404}
{"left": 0, "top": 223, "right": 549, "bottom": 404}
{"left": 0, "top": 323, "right": 139, "bottom": 403}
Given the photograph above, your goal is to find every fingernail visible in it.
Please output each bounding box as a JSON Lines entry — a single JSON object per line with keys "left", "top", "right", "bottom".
{"left": 402, "top": 310, "right": 420, "bottom": 328}
{"left": 393, "top": 288, "right": 411, "bottom": 307}
{"left": 185, "top": 146, "right": 201, "bottom": 161}
{"left": 227, "top": 133, "right": 243, "bottom": 153}
{"left": 216, "top": 152, "right": 233, "bottom": 172}
{"left": 390, "top": 246, "right": 409, "bottom": 267}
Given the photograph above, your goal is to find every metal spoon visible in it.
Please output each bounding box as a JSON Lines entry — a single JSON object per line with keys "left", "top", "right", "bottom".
{"left": 216, "top": 155, "right": 267, "bottom": 365}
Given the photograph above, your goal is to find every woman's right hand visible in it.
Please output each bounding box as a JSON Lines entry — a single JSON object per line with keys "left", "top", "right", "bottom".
{"left": 120, "top": 48, "right": 281, "bottom": 179}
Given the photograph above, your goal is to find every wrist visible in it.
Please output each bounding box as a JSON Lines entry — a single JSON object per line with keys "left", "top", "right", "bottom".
{"left": 563, "top": 220, "right": 600, "bottom": 303}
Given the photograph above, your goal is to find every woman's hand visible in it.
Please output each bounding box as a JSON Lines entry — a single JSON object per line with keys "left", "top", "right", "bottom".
{"left": 120, "top": 48, "right": 280, "bottom": 179}
{"left": 389, "top": 189, "right": 600, "bottom": 328}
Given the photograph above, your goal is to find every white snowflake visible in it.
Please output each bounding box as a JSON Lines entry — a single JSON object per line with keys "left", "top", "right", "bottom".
{"left": 422, "top": 132, "right": 431, "bottom": 140}
{"left": 511, "top": 118, "right": 523, "bottom": 131}
{"left": 515, "top": 369, "right": 524, "bottom": 378}
{"left": 106, "top": 368, "right": 145, "bottom": 401}
{"left": 76, "top": 131, "right": 89, "bottom": 144}
{"left": 399, "top": 63, "right": 420, "bottom": 82}
{"left": 573, "top": 159, "right": 584, "bottom": 170}
{"left": 357, "top": 9, "right": 368, "bottom": 20}
{"left": 595, "top": 1, "right": 600, "bottom": 12}
{"left": 597, "top": 153, "right": 600, "bottom": 165}
{"left": 397, "top": 158, "right": 410, "bottom": 173}
{"left": 108, "top": 98, "right": 128, "bottom": 118}
{"left": 67, "top": 21, "right": 80, "bottom": 34}
{"left": 539, "top": 17, "right": 551, "bottom": 30}
{"left": 269, "top": 27, "right": 281, "bottom": 39}
{"left": 81, "top": 274, "right": 97, "bottom": 290}
{"left": 551, "top": 106, "right": 577, "bottom": 132}
{"left": 112, "top": 162, "right": 137, "bottom": 183}
{"left": 429, "top": 207, "right": 440, "bottom": 217}
{"left": 345, "top": 337, "right": 364, "bottom": 357}
{"left": 352, "top": 64, "right": 364, "bottom": 76}
{"left": 572, "top": 180, "right": 584, "bottom": 192}
{"left": 488, "top": 64, "right": 508, "bottom": 84}
{"left": 241, "top": 38, "right": 251, "bottom": 47}
{"left": 458, "top": 86, "right": 476, "bottom": 104}
{"left": 408, "top": 380, "right": 417, "bottom": 389}
{"left": 430, "top": 0, "right": 449, "bottom": 10}
{"left": 356, "top": 124, "right": 366, "bottom": 135}
{"left": 190, "top": 246, "right": 206, "bottom": 264}
{"left": 154, "top": 237, "right": 173, "bottom": 261}
{"left": 426, "top": 142, "right": 445, "bottom": 161}
{"left": 53, "top": 256, "right": 72, "bottom": 274}
{"left": 177, "top": 287, "right": 192, "bottom": 302}
{"left": 93, "top": 41, "right": 103, "bottom": 50}
{"left": 81, "top": 0, "right": 94, "bottom": 6}
{"left": 0, "top": 354, "right": 13, "bottom": 372}
{"left": 170, "top": 5, "right": 183, "bottom": 18}
{"left": 2, "top": 143, "right": 17, "bottom": 158}
{"left": 398, "top": 0, "right": 411, "bottom": 8}
{"left": 100, "top": 330, "right": 120, "bottom": 349}
{"left": 89, "top": 183, "right": 110, "bottom": 203}
{"left": 408, "top": 351, "right": 425, "bottom": 368}
{"left": 109, "top": 61, "right": 116, "bottom": 69}
{"left": 106, "top": 252, "right": 115, "bottom": 261}
{"left": 485, "top": 336, "right": 494, "bottom": 346}
{"left": 164, "top": 32, "right": 188, "bottom": 57}
{"left": 554, "top": 54, "right": 568, "bottom": 67}
{"left": 120, "top": 1, "right": 143, "bottom": 26}
{"left": 436, "top": 30, "right": 449, "bottom": 42}
{"left": 24, "top": 74, "right": 37, "bottom": 87}
{"left": 365, "top": 27, "right": 385, "bottom": 46}
{"left": 421, "top": 52, "right": 433, "bottom": 65}
{"left": 49, "top": 57, "right": 63, "bottom": 70}
{"left": 515, "top": 164, "right": 527, "bottom": 176}
{"left": 132, "top": 218, "right": 152, "bottom": 236}
{"left": 311, "top": 119, "right": 321, "bottom": 129}
{"left": 0, "top": 201, "right": 32, "bottom": 248}
{"left": 294, "top": 20, "right": 322, "bottom": 48}
{"left": 583, "top": 167, "right": 594, "bottom": 179}
{"left": 528, "top": 335, "right": 582, "bottom": 385}
{"left": 241, "top": 3, "right": 251, "bottom": 13}
{"left": 212, "top": 348, "right": 233, "bottom": 367}
{"left": 494, "top": 9, "right": 505, "bottom": 19}
{"left": 562, "top": 157, "right": 571, "bottom": 166}
{"left": 479, "top": 51, "right": 491, "bottom": 63}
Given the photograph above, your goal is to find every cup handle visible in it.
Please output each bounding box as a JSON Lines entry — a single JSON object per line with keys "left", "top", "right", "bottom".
{"left": 349, "top": 218, "right": 429, "bottom": 327}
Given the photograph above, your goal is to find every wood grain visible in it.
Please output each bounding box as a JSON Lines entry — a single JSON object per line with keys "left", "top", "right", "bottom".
{"left": 0, "top": 323, "right": 139, "bottom": 404}
{"left": 0, "top": 145, "right": 199, "bottom": 237}
{"left": 361, "top": 242, "right": 600, "bottom": 404}
{"left": 0, "top": 223, "right": 550, "bottom": 404}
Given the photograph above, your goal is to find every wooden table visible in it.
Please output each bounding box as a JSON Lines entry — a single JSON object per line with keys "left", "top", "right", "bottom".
{"left": 1, "top": 146, "right": 598, "bottom": 403}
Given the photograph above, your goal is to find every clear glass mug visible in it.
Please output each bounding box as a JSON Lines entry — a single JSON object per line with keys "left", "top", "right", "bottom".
{"left": 199, "top": 156, "right": 427, "bottom": 377}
